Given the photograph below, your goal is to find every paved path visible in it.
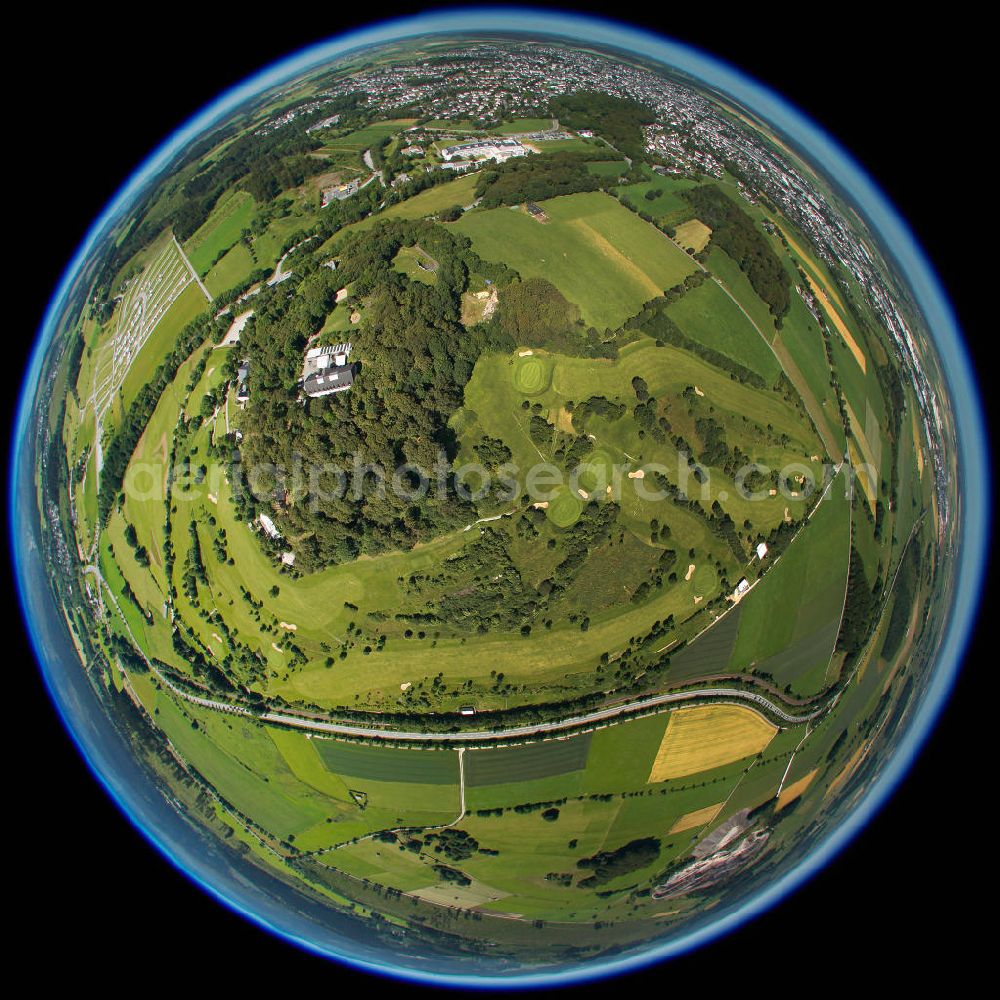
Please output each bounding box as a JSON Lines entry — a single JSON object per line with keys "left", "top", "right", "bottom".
{"left": 654, "top": 223, "right": 842, "bottom": 460}
{"left": 172, "top": 233, "right": 213, "bottom": 302}
{"left": 89, "top": 558, "right": 824, "bottom": 748}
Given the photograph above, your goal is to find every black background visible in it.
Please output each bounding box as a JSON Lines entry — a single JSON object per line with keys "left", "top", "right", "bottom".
{"left": 10, "top": 2, "right": 989, "bottom": 989}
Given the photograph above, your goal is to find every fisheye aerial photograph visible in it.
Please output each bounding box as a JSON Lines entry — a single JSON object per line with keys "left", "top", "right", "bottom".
{"left": 11, "top": 4, "right": 989, "bottom": 989}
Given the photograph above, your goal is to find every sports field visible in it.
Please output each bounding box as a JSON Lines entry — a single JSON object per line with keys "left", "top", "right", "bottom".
{"left": 512, "top": 353, "right": 552, "bottom": 394}
{"left": 546, "top": 487, "right": 583, "bottom": 527}
{"left": 456, "top": 191, "right": 697, "bottom": 329}
{"left": 106, "top": 313, "right": 827, "bottom": 716}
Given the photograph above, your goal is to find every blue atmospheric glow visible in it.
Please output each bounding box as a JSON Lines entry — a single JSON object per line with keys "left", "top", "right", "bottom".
{"left": 10, "top": 7, "right": 990, "bottom": 989}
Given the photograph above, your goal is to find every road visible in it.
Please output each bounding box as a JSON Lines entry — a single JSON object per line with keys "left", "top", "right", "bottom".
{"left": 463, "top": 509, "right": 516, "bottom": 531}
{"left": 87, "top": 561, "right": 828, "bottom": 746}
{"left": 172, "top": 233, "right": 213, "bottom": 303}
{"left": 654, "top": 224, "right": 842, "bottom": 460}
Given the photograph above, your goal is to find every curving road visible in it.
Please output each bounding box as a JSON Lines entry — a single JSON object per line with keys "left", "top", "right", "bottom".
{"left": 88, "top": 558, "right": 825, "bottom": 744}
{"left": 252, "top": 684, "right": 825, "bottom": 742}
{"left": 88, "top": 563, "right": 826, "bottom": 747}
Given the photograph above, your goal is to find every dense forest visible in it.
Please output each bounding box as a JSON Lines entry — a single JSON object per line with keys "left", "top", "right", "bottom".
{"left": 549, "top": 91, "right": 653, "bottom": 161}
{"left": 495, "top": 277, "right": 616, "bottom": 357}
{"left": 575, "top": 836, "right": 662, "bottom": 887}
{"left": 682, "top": 185, "right": 790, "bottom": 320}
{"left": 237, "top": 219, "right": 515, "bottom": 569}
{"left": 474, "top": 152, "right": 603, "bottom": 208}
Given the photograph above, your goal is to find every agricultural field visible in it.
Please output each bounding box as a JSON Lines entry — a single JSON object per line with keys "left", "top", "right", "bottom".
{"left": 184, "top": 190, "right": 256, "bottom": 276}
{"left": 648, "top": 705, "right": 777, "bottom": 781}
{"left": 489, "top": 117, "right": 555, "bottom": 133}
{"left": 456, "top": 191, "right": 697, "bottom": 329}
{"left": 585, "top": 159, "right": 629, "bottom": 179}
{"left": 204, "top": 242, "right": 256, "bottom": 296}
{"left": 674, "top": 218, "right": 712, "bottom": 253}
{"left": 320, "top": 118, "right": 418, "bottom": 154}
{"left": 727, "top": 467, "right": 853, "bottom": 695}
{"left": 321, "top": 173, "right": 480, "bottom": 251}
{"left": 615, "top": 169, "right": 700, "bottom": 225}
{"left": 47, "top": 76, "right": 937, "bottom": 960}
{"left": 666, "top": 278, "right": 782, "bottom": 385}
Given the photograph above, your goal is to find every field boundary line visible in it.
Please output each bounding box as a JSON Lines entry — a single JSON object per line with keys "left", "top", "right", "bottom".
{"left": 173, "top": 232, "right": 213, "bottom": 302}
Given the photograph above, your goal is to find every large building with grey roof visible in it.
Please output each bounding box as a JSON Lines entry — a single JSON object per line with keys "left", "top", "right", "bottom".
{"left": 301, "top": 342, "right": 355, "bottom": 398}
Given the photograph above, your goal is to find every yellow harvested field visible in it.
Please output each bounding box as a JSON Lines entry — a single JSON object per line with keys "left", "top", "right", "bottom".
{"left": 568, "top": 217, "right": 663, "bottom": 299}
{"left": 826, "top": 744, "right": 867, "bottom": 799}
{"left": 846, "top": 401, "right": 880, "bottom": 478}
{"left": 848, "top": 439, "right": 876, "bottom": 514}
{"left": 777, "top": 768, "right": 817, "bottom": 810}
{"left": 648, "top": 705, "right": 778, "bottom": 782}
{"left": 778, "top": 224, "right": 849, "bottom": 315}
{"left": 805, "top": 273, "right": 866, "bottom": 373}
{"left": 669, "top": 802, "right": 723, "bottom": 834}
{"left": 674, "top": 218, "right": 712, "bottom": 253}
{"left": 846, "top": 401, "right": 880, "bottom": 516}
{"left": 411, "top": 880, "right": 509, "bottom": 908}
{"left": 912, "top": 406, "right": 924, "bottom": 478}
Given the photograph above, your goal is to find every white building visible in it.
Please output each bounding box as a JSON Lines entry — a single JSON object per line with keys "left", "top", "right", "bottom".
{"left": 440, "top": 137, "right": 528, "bottom": 164}
{"left": 258, "top": 513, "right": 282, "bottom": 541}
{"left": 756, "top": 542, "right": 769, "bottom": 560}
{"left": 306, "top": 113, "right": 341, "bottom": 134}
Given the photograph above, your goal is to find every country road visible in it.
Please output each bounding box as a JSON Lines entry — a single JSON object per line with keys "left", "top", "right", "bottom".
{"left": 172, "top": 233, "right": 213, "bottom": 302}
{"left": 87, "top": 555, "right": 826, "bottom": 744}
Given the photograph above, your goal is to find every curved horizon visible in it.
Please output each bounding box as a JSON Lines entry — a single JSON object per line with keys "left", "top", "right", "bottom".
{"left": 10, "top": 8, "right": 989, "bottom": 988}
